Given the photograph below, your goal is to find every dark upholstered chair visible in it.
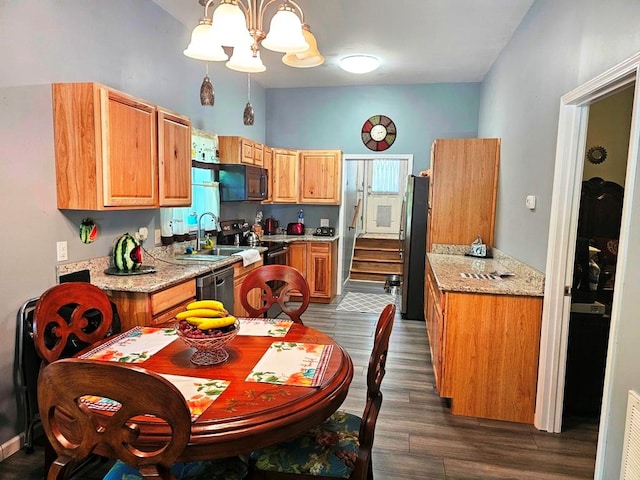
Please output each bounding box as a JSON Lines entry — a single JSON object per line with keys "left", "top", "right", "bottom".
{"left": 38, "top": 358, "right": 247, "bottom": 480}
{"left": 248, "top": 303, "right": 396, "bottom": 480}
{"left": 240, "top": 265, "right": 311, "bottom": 324}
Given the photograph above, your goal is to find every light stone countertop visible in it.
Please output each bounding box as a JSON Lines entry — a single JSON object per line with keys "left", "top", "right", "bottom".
{"left": 428, "top": 245, "right": 545, "bottom": 297}
{"left": 57, "top": 243, "right": 266, "bottom": 294}
{"left": 259, "top": 233, "right": 339, "bottom": 242}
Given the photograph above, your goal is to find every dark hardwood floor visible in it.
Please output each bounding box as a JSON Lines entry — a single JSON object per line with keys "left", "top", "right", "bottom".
{"left": 0, "top": 280, "right": 598, "bottom": 479}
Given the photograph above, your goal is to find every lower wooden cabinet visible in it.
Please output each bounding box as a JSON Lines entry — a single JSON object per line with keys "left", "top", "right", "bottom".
{"left": 425, "top": 258, "right": 542, "bottom": 424}
{"left": 287, "top": 241, "right": 337, "bottom": 303}
{"left": 108, "top": 279, "right": 196, "bottom": 330}
{"left": 232, "top": 259, "right": 264, "bottom": 317}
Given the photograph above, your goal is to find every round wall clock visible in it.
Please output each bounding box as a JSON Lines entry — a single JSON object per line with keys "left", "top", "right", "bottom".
{"left": 361, "top": 115, "right": 396, "bottom": 151}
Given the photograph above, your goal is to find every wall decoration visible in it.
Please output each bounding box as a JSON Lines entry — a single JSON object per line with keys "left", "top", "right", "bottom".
{"left": 586, "top": 145, "right": 607, "bottom": 164}
{"left": 79, "top": 218, "right": 98, "bottom": 244}
{"left": 361, "top": 115, "right": 396, "bottom": 151}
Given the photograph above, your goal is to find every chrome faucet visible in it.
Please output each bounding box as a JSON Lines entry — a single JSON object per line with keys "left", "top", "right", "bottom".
{"left": 196, "top": 212, "right": 219, "bottom": 250}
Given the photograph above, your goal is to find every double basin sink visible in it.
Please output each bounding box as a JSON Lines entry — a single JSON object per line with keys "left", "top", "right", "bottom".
{"left": 175, "top": 246, "right": 255, "bottom": 262}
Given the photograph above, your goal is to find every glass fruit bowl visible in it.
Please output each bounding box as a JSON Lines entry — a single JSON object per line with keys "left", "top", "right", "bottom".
{"left": 175, "top": 319, "right": 240, "bottom": 365}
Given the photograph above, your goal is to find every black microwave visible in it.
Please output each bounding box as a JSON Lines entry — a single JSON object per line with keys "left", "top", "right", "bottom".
{"left": 218, "top": 165, "right": 267, "bottom": 202}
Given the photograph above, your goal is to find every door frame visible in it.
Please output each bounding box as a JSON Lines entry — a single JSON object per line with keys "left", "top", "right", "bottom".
{"left": 337, "top": 154, "right": 414, "bottom": 289}
{"left": 537, "top": 53, "right": 640, "bottom": 443}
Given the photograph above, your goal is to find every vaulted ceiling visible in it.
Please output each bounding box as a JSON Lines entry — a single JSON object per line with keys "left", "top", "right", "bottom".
{"left": 153, "top": 0, "right": 535, "bottom": 89}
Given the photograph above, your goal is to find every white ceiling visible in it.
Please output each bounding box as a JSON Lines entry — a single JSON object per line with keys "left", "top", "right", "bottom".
{"left": 152, "top": 0, "right": 535, "bottom": 89}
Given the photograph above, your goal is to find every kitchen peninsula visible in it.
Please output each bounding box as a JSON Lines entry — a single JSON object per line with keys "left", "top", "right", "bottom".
{"left": 425, "top": 245, "right": 545, "bottom": 424}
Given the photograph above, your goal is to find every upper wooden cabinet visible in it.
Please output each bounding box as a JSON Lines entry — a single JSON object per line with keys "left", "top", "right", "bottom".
{"left": 269, "top": 149, "right": 342, "bottom": 205}
{"left": 428, "top": 138, "right": 499, "bottom": 250}
{"left": 53, "top": 82, "right": 191, "bottom": 210}
{"left": 271, "top": 148, "right": 299, "bottom": 203}
{"left": 263, "top": 145, "right": 274, "bottom": 203}
{"left": 158, "top": 107, "right": 192, "bottom": 207}
{"left": 218, "top": 136, "right": 264, "bottom": 167}
{"left": 299, "top": 150, "right": 342, "bottom": 205}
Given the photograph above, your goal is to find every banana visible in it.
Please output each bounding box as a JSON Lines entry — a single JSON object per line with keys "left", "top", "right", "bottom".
{"left": 185, "top": 316, "right": 206, "bottom": 326}
{"left": 187, "top": 300, "right": 225, "bottom": 311}
{"left": 176, "top": 308, "right": 227, "bottom": 320}
{"left": 197, "top": 316, "right": 237, "bottom": 330}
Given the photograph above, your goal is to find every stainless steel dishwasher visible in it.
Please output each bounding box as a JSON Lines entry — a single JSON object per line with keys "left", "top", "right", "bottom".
{"left": 195, "top": 266, "right": 234, "bottom": 313}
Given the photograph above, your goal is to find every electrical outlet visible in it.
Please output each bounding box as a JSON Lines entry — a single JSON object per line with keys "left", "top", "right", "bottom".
{"left": 154, "top": 228, "right": 161, "bottom": 245}
{"left": 56, "top": 241, "right": 68, "bottom": 261}
{"left": 525, "top": 195, "right": 537, "bottom": 210}
{"left": 320, "top": 218, "right": 330, "bottom": 227}
{"left": 138, "top": 227, "right": 148, "bottom": 241}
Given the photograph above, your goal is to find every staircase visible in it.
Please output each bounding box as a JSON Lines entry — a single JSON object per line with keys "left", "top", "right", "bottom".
{"left": 350, "top": 236, "right": 403, "bottom": 282}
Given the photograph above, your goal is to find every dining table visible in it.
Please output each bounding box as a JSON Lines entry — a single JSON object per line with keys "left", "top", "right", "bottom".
{"left": 71, "top": 317, "right": 354, "bottom": 463}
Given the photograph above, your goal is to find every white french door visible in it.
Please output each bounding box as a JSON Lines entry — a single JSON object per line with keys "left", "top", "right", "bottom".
{"left": 362, "top": 158, "right": 407, "bottom": 235}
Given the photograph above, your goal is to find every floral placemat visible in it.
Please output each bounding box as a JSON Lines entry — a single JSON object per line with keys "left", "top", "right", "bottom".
{"left": 80, "top": 374, "right": 230, "bottom": 422}
{"left": 237, "top": 318, "right": 294, "bottom": 337}
{"left": 246, "top": 342, "right": 333, "bottom": 387}
{"left": 79, "top": 326, "right": 177, "bottom": 363}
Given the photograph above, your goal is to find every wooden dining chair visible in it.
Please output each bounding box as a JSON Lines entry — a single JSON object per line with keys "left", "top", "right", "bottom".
{"left": 240, "top": 265, "right": 311, "bottom": 324}
{"left": 32, "top": 282, "right": 115, "bottom": 365}
{"left": 248, "top": 303, "right": 396, "bottom": 480}
{"left": 38, "top": 358, "right": 248, "bottom": 480}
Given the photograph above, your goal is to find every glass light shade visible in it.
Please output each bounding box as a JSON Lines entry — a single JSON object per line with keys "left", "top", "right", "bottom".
{"left": 184, "top": 20, "right": 228, "bottom": 61}
{"left": 226, "top": 46, "right": 266, "bottom": 73}
{"left": 282, "top": 27, "right": 324, "bottom": 68}
{"left": 339, "top": 55, "right": 380, "bottom": 74}
{"left": 211, "top": 1, "right": 248, "bottom": 47}
{"left": 261, "top": 5, "right": 308, "bottom": 53}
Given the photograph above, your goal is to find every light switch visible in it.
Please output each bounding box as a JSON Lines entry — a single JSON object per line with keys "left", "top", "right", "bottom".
{"left": 526, "top": 195, "right": 536, "bottom": 210}
{"left": 56, "top": 241, "right": 68, "bottom": 261}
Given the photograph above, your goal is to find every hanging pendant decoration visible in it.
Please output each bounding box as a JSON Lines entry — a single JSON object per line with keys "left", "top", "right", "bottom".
{"left": 200, "top": 64, "right": 214, "bottom": 106}
{"left": 243, "top": 74, "right": 255, "bottom": 126}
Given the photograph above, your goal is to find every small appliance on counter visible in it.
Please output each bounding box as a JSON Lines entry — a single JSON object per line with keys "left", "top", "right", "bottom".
{"left": 313, "top": 226, "right": 335, "bottom": 237}
{"left": 264, "top": 217, "right": 278, "bottom": 235}
{"left": 286, "top": 222, "right": 305, "bottom": 235}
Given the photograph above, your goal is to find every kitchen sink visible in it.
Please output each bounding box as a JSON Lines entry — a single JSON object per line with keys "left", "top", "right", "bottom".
{"left": 174, "top": 246, "right": 255, "bottom": 262}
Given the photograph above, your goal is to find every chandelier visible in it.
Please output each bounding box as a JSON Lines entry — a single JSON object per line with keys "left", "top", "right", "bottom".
{"left": 184, "top": 0, "right": 324, "bottom": 73}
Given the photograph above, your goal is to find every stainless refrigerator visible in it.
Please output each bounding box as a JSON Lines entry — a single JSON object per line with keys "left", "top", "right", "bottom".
{"left": 400, "top": 175, "right": 429, "bottom": 320}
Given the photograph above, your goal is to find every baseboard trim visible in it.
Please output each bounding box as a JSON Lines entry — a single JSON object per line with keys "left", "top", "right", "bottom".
{"left": 0, "top": 434, "right": 23, "bottom": 462}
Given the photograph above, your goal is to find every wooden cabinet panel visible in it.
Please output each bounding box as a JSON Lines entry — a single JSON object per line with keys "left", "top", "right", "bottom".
{"left": 299, "top": 150, "right": 342, "bottom": 204}
{"left": 425, "top": 261, "right": 444, "bottom": 392}
{"left": 287, "top": 242, "right": 307, "bottom": 277}
{"left": 54, "top": 83, "right": 158, "bottom": 209}
{"left": 53, "top": 82, "right": 191, "bottom": 210}
{"left": 157, "top": 108, "right": 192, "bottom": 207}
{"left": 442, "top": 292, "right": 542, "bottom": 423}
{"left": 219, "top": 136, "right": 263, "bottom": 166}
{"left": 272, "top": 149, "right": 299, "bottom": 203}
{"left": 288, "top": 241, "right": 337, "bottom": 302}
{"left": 108, "top": 279, "right": 196, "bottom": 330}
{"left": 428, "top": 138, "right": 499, "bottom": 250}
{"left": 233, "top": 259, "right": 264, "bottom": 317}
{"left": 263, "top": 146, "right": 273, "bottom": 203}
{"left": 253, "top": 142, "right": 264, "bottom": 167}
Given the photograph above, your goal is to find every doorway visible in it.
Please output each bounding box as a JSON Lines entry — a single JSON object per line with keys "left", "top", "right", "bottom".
{"left": 361, "top": 158, "right": 408, "bottom": 235}
{"left": 337, "top": 154, "right": 413, "bottom": 289}
{"left": 563, "top": 86, "right": 632, "bottom": 425}
{"left": 536, "top": 52, "right": 640, "bottom": 464}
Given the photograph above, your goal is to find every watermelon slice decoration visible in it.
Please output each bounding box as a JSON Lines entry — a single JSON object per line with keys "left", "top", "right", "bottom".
{"left": 113, "top": 233, "right": 143, "bottom": 271}
{"left": 79, "top": 218, "right": 98, "bottom": 244}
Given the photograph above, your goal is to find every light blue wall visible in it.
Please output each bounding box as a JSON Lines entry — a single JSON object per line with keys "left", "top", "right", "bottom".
{"left": 0, "top": 0, "right": 262, "bottom": 446}
{"left": 265, "top": 83, "right": 481, "bottom": 174}
{"left": 479, "top": 1, "right": 640, "bottom": 478}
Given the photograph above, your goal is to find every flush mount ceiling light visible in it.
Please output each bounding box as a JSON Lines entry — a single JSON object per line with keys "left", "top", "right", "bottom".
{"left": 184, "top": 0, "right": 324, "bottom": 73}
{"left": 339, "top": 55, "right": 380, "bottom": 74}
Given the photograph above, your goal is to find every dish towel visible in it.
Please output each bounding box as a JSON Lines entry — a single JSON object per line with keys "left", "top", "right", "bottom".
{"left": 232, "top": 248, "right": 262, "bottom": 267}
